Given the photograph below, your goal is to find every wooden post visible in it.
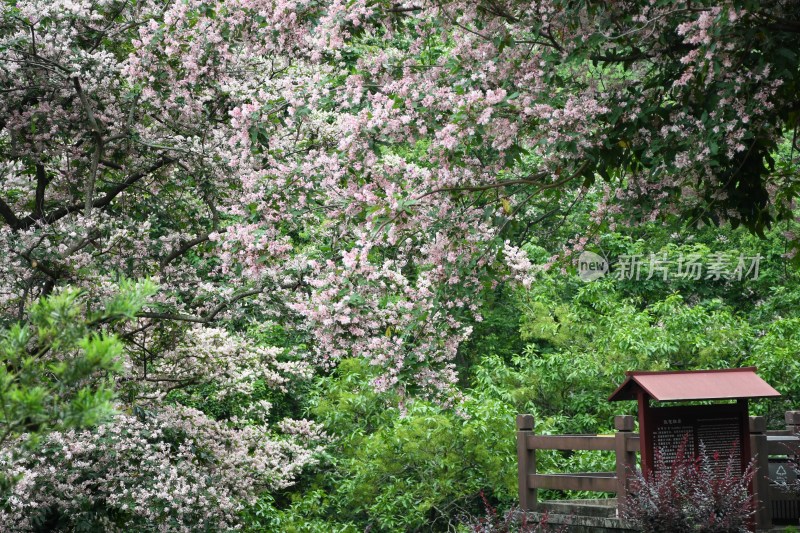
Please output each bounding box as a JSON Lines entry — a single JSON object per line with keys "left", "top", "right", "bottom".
{"left": 749, "top": 415, "right": 771, "bottom": 530}
{"left": 614, "top": 415, "right": 636, "bottom": 507}
{"left": 786, "top": 410, "right": 800, "bottom": 435}
{"left": 739, "top": 399, "right": 752, "bottom": 475}
{"left": 636, "top": 392, "right": 652, "bottom": 477}
{"left": 517, "top": 414, "right": 536, "bottom": 512}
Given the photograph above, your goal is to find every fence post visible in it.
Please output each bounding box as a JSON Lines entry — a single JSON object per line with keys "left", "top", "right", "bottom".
{"left": 786, "top": 410, "right": 800, "bottom": 435}
{"left": 517, "top": 414, "right": 537, "bottom": 512}
{"left": 614, "top": 415, "right": 635, "bottom": 510}
{"left": 750, "top": 415, "right": 771, "bottom": 530}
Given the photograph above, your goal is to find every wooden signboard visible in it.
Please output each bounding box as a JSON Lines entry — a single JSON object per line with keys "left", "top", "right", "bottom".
{"left": 645, "top": 402, "right": 749, "bottom": 476}
{"left": 608, "top": 368, "right": 780, "bottom": 476}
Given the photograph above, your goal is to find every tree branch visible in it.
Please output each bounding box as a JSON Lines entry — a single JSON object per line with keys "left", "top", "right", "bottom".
{"left": 136, "top": 288, "right": 263, "bottom": 324}
{"left": 386, "top": 5, "right": 421, "bottom": 13}
{"left": 766, "top": 20, "right": 800, "bottom": 33}
{"left": 33, "top": 164, "right": 49, "bottom": 218}
{"left": 17, "top": 249, "right": 61, "bottom": 281}
{"left": 589, "top": 50, "right": 653, "bottom": 63}
{"left": 72, "top": 77, "right": 104, "bottom": 218}
{"left": 415, "top": 173, "right": 549, "bottom": 199}
{"left": 0, "top": 197, "right": 22, "bottom": 230}
{"left": 414, "top": 162, "right": 590, "bottom": 200}
{"left": 19, "top": 157, "right": 175, "bottom": 230}
{"left": 159, "top": 231, "right": 220, "bottom": 270}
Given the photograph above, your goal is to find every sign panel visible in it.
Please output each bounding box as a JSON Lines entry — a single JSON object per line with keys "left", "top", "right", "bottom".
{"left": 646, "top": 403, "right": 747, "bottom": 476}
{"left": 769, "top": 459, "right": 798, "bottom": 485}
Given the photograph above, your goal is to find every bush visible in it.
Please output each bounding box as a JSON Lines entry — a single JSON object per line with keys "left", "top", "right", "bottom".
{"left": 0, "top": 280, "right": 155, "bottom": 446}
{"left": 621, "top": 439, "right": 756, "bottom": 533}
{"left": 0, "top": 405, "right": 323, "bottom": 532}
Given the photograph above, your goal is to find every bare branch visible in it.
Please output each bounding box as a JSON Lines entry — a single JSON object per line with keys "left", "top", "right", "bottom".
{"left": 18, "top": 157, "right": 175, "bottom": 230}
{"left": 72, "top": 77, "right": 104, "bottom": 218}
{"left": 137, "top": 288, "right": 263, "bottom": 324}
{"left": 159, "top": 231, "right": 219, "bottom": 270}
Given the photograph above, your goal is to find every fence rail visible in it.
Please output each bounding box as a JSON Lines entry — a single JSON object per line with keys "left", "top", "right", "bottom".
{"left": 516, "top": 414, "right": 637, "bottom": 512}
{"left": 529, "top": 472, "right": 617, "bottom": 492}
{"left": 527, "top": 435, "right": 616, "bottom": 451}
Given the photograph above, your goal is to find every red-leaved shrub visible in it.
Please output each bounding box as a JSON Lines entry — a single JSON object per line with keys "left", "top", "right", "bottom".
{"left": 622, "top": 438, "right": 756, "bottom": 533}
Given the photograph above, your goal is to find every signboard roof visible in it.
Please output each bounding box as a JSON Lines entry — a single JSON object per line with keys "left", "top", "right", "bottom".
{"left": 608, "top": 367, "right": 781, "bottom": 402}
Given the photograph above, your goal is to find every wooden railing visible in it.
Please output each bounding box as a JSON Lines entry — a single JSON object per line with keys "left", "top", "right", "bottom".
{"left": 517, "top": 411, "right": 800, "bottom": 530}
{"left": 516, "top": 414, "right": 638, "bottom": 512}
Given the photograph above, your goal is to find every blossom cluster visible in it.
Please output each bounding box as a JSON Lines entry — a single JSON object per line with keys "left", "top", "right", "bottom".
{"left": 0, "top": 406, "right": 326, "bottom": 531}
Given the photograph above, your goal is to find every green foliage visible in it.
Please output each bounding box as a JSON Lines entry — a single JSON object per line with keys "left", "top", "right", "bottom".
{"left": 513, "top": 276, "right": 752, "bottom": 432}
{"left": 244, "top": 358, "right": 528, "bottom": 532}
{"left": 746, "top": 316, "right": 800, "bottom": 423}
{"left": 0, "top": 279, "right": 155, "bottom": 445}
{"left": 458, "top": 283, "right": 525, "bottom": 372}
{"left": 247, "top": 216, "right": 800, "bottom": 531}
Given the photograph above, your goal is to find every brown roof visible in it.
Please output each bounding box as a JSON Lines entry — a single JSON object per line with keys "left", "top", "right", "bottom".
{"left": 608, "top": 367, "right": 781, "bottom": 402}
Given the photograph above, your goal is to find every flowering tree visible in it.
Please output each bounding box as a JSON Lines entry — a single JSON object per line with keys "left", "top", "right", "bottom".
{"left": 1, "top": 0, "right": 799, "bottom": 527}
{"left": 0, "top": 1, "right": 328, "bottom": 527}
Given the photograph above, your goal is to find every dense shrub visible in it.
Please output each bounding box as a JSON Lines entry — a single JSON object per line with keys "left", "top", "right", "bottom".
{"left": 621, "top": 440, "right": 756, "bottom": 533}
{"left": 0, "top": 281, "right": 154, "bottom": 446}
{"left": 0, "top": 405, "right": 325, "bottom": 532}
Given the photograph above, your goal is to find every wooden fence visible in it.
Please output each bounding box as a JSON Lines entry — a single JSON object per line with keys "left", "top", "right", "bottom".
{"left": 516, "top": 411, "right": 800, "bottom": 530}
